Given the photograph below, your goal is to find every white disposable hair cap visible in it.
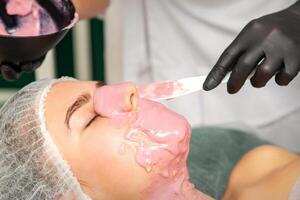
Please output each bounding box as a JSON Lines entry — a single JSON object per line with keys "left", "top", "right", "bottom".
{"left": 0, "top": 77, "right": 91, "bottom": 200}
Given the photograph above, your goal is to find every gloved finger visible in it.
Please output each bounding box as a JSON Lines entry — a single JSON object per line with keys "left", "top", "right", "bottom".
{"left": 227, "top": 48, "right": 264, "bottom": 94}
{"left": 0, "top": 64, "right": 21, "bottom": 81}
{"left": 21, "top": 55, "right": 45, "bottom": 73}
{"left": 250, "top": 57, "right": 283, "bottom": 88}
{"left": 203, "top": 42, "right": 244, "bottom": 91}
{"left": 275, "top": 63, "right": 299, "bottom": 86}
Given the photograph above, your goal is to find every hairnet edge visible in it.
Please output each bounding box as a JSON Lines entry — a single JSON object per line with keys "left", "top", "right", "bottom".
{"left": 38, "top": 77, "right": 91, "bottom": 200}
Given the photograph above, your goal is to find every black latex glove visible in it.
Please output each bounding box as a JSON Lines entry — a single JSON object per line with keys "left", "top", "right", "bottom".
{"left": 203, "top": 1, "right": 300, "bottom": 94}
{"left": 0, "top": 56, "right": 45, "bottom": 81}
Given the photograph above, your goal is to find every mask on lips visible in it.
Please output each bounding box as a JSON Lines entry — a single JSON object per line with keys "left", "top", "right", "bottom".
{"left": 94, "top": 83, "right": 201, "bottom": 200}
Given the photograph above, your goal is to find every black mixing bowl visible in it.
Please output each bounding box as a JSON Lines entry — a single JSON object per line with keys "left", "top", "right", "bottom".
{"left": 0, "top": 0, "right": 77, "bottom": 66}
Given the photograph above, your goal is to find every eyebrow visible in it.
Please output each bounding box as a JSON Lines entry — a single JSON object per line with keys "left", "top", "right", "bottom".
{"left": 65, "top": 81, "right": 104, "bottom": 129}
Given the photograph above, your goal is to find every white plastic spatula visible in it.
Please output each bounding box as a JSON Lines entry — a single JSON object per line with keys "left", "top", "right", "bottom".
{"left": 138, "top": 74, "right": 231, "bottom": 101}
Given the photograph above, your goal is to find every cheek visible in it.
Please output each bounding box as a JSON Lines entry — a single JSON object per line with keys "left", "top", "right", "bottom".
{"left": 74, "top": 124, "right": 150, "bottom": 199}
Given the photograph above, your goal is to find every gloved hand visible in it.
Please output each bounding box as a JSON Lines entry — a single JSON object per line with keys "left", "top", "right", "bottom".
{"left": 203, "top": 1, "right": 300, "bottom": 94}
{"left": 0, "top": 56, "right": 45, "bottom": 81}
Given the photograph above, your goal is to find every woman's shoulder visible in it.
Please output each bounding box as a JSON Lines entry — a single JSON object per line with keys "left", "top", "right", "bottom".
{"left": 224, "top": 145, "right": 300, "bottom": 200}
{"left": 188, "top": 127, "right": 269, "bottom": 199}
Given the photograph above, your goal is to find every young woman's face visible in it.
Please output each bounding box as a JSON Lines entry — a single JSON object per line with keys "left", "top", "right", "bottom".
{"left": 45, "top": 80, "right": 192, "bottom": 200}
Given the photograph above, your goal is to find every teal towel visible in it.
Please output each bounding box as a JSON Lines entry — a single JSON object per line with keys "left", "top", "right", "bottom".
{"left": 188, "top": 127, "right": 268, "bottom": 200}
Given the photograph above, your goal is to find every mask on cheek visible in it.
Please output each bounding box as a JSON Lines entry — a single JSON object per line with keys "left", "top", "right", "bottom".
{"left": 126, "top": 99, "right": 193, "bottom": 200}
{"left": 94, "top": 84, "right": 198, "bottom": 200}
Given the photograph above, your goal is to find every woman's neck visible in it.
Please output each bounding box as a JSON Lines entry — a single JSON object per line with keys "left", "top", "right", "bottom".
{"left": 181, "top": 181, "right": 213, "bottom": 200}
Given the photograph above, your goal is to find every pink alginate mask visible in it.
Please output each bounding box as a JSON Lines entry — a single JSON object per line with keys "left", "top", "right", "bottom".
{"left": 94, "top": 83, "right": 205, "bottom": 200}
{"left": 0, "top": 0, "right": 58, "bottom": 36}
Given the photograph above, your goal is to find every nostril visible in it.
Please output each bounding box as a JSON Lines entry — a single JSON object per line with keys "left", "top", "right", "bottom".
{"left": 130, "top": 92, "right": 137, "bottom": 111}
{"left": 130, "top": 93, "right": 134, "bottom": 105}
{"left": 124, "top": 83, "right": 137, "bottom": 112}
{"left": 93, "top": 83, "right": 138, "bottom": 117}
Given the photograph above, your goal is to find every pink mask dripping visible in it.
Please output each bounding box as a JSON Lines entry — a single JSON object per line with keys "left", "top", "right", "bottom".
{"left": 94, "top": 83, "right": 204, "bottom": 200}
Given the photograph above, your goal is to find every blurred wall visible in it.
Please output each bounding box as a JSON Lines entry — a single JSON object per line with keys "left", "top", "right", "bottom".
{"left": 0, "top": 18, "right": 105, "bottom": 105}
{"left": 105, "top": 0, "right": 123, "bottom": 84}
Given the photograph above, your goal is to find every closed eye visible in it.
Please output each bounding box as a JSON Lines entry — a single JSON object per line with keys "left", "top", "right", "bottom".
{"left": 86, "top": 115, "right": 97, "bottom": 128}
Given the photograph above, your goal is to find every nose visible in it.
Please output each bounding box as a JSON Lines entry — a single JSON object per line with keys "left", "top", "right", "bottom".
{"left": 93, "top": 82, "right": 138, "bottom": 117}
{"left": 123, "top": 83, "right": 138, "bottom": 112}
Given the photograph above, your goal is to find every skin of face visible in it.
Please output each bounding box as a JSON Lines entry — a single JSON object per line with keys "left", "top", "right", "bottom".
{"left": 45, "top": 80, "right": 151, "bottom": 200}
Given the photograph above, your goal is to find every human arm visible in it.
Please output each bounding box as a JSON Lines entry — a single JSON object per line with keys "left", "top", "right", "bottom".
{"left": 203, "top": 1, "right": 300, "bottom": 94}
{"left": 223, "top": 145, "right": 300, "bottom": 200}
{"left": 71, "top": 0, "right": 110, "bottom": 19}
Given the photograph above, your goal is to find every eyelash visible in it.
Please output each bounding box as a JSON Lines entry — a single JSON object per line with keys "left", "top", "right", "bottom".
{"left": 86, "top": 115, "right": 97, "bottom": 128}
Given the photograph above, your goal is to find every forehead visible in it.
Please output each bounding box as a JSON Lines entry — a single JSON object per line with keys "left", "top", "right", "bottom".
{"left": 46, "top": 79, "right": 97, "bottom": 104}
{"left": 45, "top": 80, "right": 96, "bottom": 123}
